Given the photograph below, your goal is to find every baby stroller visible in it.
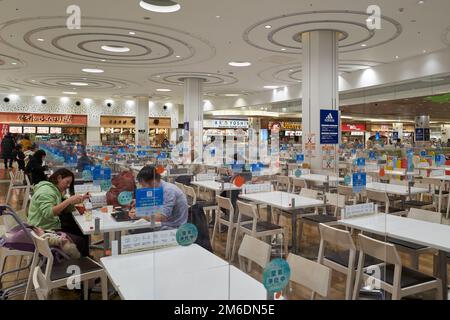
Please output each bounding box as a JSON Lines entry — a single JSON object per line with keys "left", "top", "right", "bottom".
{"left": 0, "top": 205, "right": 71, "bottom": 300}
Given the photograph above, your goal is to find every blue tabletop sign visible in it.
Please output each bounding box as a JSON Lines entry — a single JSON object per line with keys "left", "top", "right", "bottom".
{"left": 420, "top": 150, "right": 427, "bottom": 157}
{"left": 356, "top": 158, "right": 365, "bottom": 168}
{"left": 436, "top": 154, "right": 445, "bottom": 166}
{"left": 369, "top": 151, "right": 376, "bottom": 160}
{"left": 251, "top": 164, "right": 261, "bottom": 172}
{"left": 320, "top": 109, "right": 339, "bottom": 145}
{"left": 375, "top": 132, "right": 380, "bottom": 141}
{"left": 352, "top": 172, "right": 367, "bottom": 193}
{"left": 296, "top": 154, "right": 305, "bottom": 163}
{"left": 135, "top": 187, "right": 164, "bottom": 217}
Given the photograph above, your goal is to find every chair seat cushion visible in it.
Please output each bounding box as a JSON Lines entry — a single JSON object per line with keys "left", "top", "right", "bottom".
{"left": 387, "top": 237, "right": 428, "bottom": 250}
{"left": 435, "top": 190, "right": 449, "bottom": 195}
{"left": 302, "top": 215, "right": 337, "bottom": 224}
{"left": 325, "top": 251, "right": 381, "bottom": 268}
{"left": 242, "top": 221, "right": 283, "bottom": 233}
{"left": 366, "top": 264, "right": 437, "bottom": 288}
{"left": 404, "top": 200, "right": 434, "bottom": 208}
{"left": 50, "top": 257, "right": 102, "bottom": 281}
{"left": 221, "top": 213, "right": 252, "bottom": 223}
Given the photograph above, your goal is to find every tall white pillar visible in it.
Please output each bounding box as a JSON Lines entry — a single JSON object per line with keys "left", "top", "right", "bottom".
{"left": 183, "top": 77, "right": 204, "bottom": 162}
{"left": 301, "top": 30, "right": 339, "bottom": 170}
{"left": 135, "top": 96, "right": 150, "bottom": 146}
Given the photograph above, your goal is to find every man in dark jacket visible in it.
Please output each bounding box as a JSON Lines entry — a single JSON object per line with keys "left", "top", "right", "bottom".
{"left": 1, "top": 132, "right": 15, "bottom": 169}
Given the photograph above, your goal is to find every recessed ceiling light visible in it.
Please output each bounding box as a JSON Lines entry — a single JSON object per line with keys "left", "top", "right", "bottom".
{"left": 101, "top": 45, "right": 130, "bottom": 53}
{"left": 224, "top": 94, "right": 240, "bottom": 97}
{"left": 264, "top": 86, "right": 279, "bottom": 89}
{"left": 31, "top": 80, "right": 36, "bottom": 82}
{"left": 82, "top": 68, "right": 104, "bottom": 73}
{"left": 264, "top": 25, "right": 272, "bottom": 29}
{"left": 281, "top": 48, "right": 286, "bottom": 51}
{"left": 423, "top": 50, "right": 427, "bottom": 53}
{"left": 418, "top": 0, "right": 425, "bottom": 4}
{"left": 37, "top": 38, "right": 44, "bottom": 42}
{"left": 395, "top": 55, "right": 399, "bottom": 59}
{"left": 129, "top": 31, "right": 136, "bottom": 35}
{"left": 139, "top": 0, "right": 181, "bottom": 13}
{"left": 11, "top": 62, "right": 17, "bottom": 65}
{"left": 366, "top": 18, "right": 372, "bottom": 22}
{"left": 361, "top": 44, "right": 367, "bottom": 47}
{"left": 156, "top": 88, "right": 171, "bottom": 92}
{"left": 228, "top": 61, "right": 252, "bottom": 67}
{"left": 176, "top": 55, "right": 181, "bottom": 58}
{"left": 100, "top": 59, "right": 106, "bottom": 62}
{"left": 289, "top": 69, "right": 294, "bottom": 72}
{"left": 70, "top": 82, "right": 89, "bottom": 86}
{"left": 216, "top": 15, "right": 221, "bottom": 18}
{"left": 63, "top": 91, "right": 77, "bottom": 95}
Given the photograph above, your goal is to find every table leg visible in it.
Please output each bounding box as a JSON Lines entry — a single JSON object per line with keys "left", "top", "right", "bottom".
{"left": 437, "top": 250, "right": 448, "bottom": 300}
{"left": 104, "top": 232, "right": 110, "bottom": 251}
{"left": 114, "top": 231, "right": 122, "bottom": 255}
{"left": 291, "top": 211, "right": 297, "bottom": 254}
{"left": 265, "top": 205, "right": 273, "bottom": 244}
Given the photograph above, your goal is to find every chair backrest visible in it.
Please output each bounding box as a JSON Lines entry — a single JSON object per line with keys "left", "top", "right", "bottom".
{"left": 238, "top": 235, "right": 271, "bottom": 270}
{"left": 421, "top": 177, "right": 444, "bottom": 189}
{"left": 319, "top": 223, "right": 356, "bottom": 251}
{"left": 218, "top": 167, "right": 229, "bottom": 176}
{"left": 30, "top": 231, "right": 55, "bottom": 279}
{"left": 408, "top": 208, "right": 442, "bottom": 224}
{"left": 175, "top": 182, "right": 185, "bottom": 193}
{"left": 216, "top": 195, "right": 234, "bottom": 216}
{"left": 325, "top": 193, "right": 346, "bottom": 209}
{"left": 358, "top": 233, "right": 401, "bottom": 266}
{"left": 365, "top": 189, "right": 389, "bottom": 205}
{"left": 300, "top": 188, "right": 319, "bottom": 199}
{"left": 275, "top": 175, "right": 290, "bottom": 191}
{"left": 291, "top": 178, "right": 307, "bottom": 194}
{"left": 390, "top": 179, "right": 407, "bottom": 186}
{"left": 32, "top": 266, "right": 49, "bottom": 300}
{"left": 287, "top": 253, "right": 332, "bottom": 299}
{"left": 184, "top": 185, "right": 197, "bottom": 206}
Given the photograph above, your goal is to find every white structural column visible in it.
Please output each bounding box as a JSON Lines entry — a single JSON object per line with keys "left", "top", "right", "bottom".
{"left": 301, "top": 30, "right": 339, "bottom": 170}
{"left": 183, "top": 77, "right": 204, "bottom": 162}
{"left": 135, "top": 96, "right": 150, "bottom": 146}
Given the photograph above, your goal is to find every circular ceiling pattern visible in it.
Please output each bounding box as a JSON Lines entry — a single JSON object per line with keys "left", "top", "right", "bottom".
{"left": 258, "top": 60, "right": 383, "bottom": 84}
{"left": 0, "top": 54, "right": 26, "bottom": 70}
{"left": 8, "top": 74, "right": 136, "bottom": 91}
{"left": 149, "top": 72, "right": 238, "bottom": 86}
{"left": 243, "top": 10, "right": 402, "bottom": 54}
{"left": 0, "top": 16, "right": 215, "bottom": 67}
{"left": 204, "top": 91, "right": 251, "bottom": 98}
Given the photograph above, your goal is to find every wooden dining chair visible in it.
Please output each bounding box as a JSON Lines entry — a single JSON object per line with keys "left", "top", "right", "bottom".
{"left": 237, "top": 234, "right": 271, "bottom": 275}
{"left": 353, "top": 234, "right": 442, "bottom": 300}
{"left": 365, "top": 189, "right": 405, "bottom": 216}
{"left": 231, "top": 201, "right": 287, "bottom": 262}
{"left": 291, "top": 178, "right": 307, "bottom": 194}
{"left": 275, "top": 175, "right": 291, "bottom": 192}
{"left": 287, "top": 253, "right": 332, "bottom": 300}
{"left": 338, "top": 185, "right": 358, "bottom": 205}
{"left": 32, "top": 266, "right": 49, "bottom": 300}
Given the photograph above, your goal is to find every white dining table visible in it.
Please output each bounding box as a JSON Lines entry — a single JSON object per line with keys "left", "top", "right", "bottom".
{"left": 191, "top": 180, "right": 242, "bottom": 192}
{"left": 339, "top": 213, "right": 450, "bottom": 300}
{"left": 239, "top": 191, "right": 325, "bottom": 253}
{"left": 100, "top": 244, "right": 267, "bottom": 300}
{"left": 289, "top": 174, "right": 344, "bottom": 184}
{"left": 364, "top": 182, "right": 429, "bottom": 196}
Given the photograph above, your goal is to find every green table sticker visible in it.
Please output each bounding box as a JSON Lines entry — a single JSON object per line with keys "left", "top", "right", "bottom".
{"left": 176, "top": 223, "right": 198, "bottom": 246}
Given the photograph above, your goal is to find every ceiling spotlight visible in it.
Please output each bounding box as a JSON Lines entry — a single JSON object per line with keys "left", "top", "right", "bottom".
{"left": 139, "top": 0, "right": 181, "bottom": 13}
{"left": 82, "top": 68, "right": 104, "bottom": 73}
{"left": 216, "top": 15, "right": 221, "bottom": 18}
{"left": 176, "top": 55, "right": 181, "bottom": 58}
{"left": 281, "top": 48, "right": 286, "bottom": 51}
{"left": 101, "top": 45, "right": 130, "bottom": 53}
{"left": 129, "top": 31, "right": 136, "bottom": 35}
{"left": 264, "top": 25, "right": 272, "bottom": 29}
{"left": 157, "top": 88, "right": 171, "bottom": 92}
{"left": 423, "top": 50, "right": 427, "bottom": 53}
{"left": 418, "top": 0, "right": 425, "bottom": 4}
{"left": 100, "top": 59, "right": 106, "bottom": 62}
{"left": 11, "top": 62, "right": 17, "bottom": 65}
{"left": 228, "top": 61, "right": 252, "bottom": 67}
{"left": 361, "top": 44, "right": 367, "bottom": 47}
{"left": 63, "top": 91, "right": 77, "bottom": 95}
{"left": 70, "top": 82, "right": 89, "bottom": 86}
{"left": 224, "top": 94, "right": 240, "bottom": 97}
{"left": 264, "top": 86, "right": 279, "bottom": 89}
{"left": 83, "top": 98, "right": 93, "bottom": 103}
{"left": 395, "top": 55, "right": 399, "bottom": 59}
{"left": 37, "top": 38, "right": 44, "bottom": 42}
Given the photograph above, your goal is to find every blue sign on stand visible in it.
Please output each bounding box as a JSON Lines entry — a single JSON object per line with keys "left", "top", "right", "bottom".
{"left": 320, "top": 110, "right": 339, "bottom": 145}
{"left": 369, "top": 151, "right": 376, "bottom": 160}
{"left": 356, "top": 158, "right": 366, "bottom": 168}
{"left": 135, "top": 187, "right": 164, "bottom": 217}
{"left": 375, "top": 132, "right": 380, "bottom": 141}
{"left": 296, "top": 154, "right": 305, "bottom": 163}
{"left": 352, "top": 172, "right": 367, "bottom": 193}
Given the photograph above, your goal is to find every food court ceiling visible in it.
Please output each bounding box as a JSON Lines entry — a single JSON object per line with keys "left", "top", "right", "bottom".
{"left": 0, "top": 0, "right": 450, "bottom": 105}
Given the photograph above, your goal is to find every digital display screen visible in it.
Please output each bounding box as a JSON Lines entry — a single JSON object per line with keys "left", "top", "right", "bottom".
{"left": 37, "top": 127, "right": 49, "bottom": 134}
{"left": 9, "top": 126, "right": 22, "bottom": 134}
{"left": 23, "top": 127, "right": 36, "bottom": 134}
{"left": 50, "top": 127, "right": 62, "bottom": 134}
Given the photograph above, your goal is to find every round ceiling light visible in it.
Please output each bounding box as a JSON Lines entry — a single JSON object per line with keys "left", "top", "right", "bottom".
{"left": 101, "top": 45, "right": 130, "bottom": 53}
{"left": 82, "top": 68, "right": 104, "bottom": 73}
{"left": 228, "top": 61, "right": 252, "bottom": 67}
{"left": 156, "top": 88, "right": 172, "bottom": 92}
{"left": 139, "top": 0, "right": 181, "bottom": 13}
{"left": 63, "top": 91, "right": 77, "bottom": 95}
{"left": 70, "top": 82, "right": 89, "bottom": 86}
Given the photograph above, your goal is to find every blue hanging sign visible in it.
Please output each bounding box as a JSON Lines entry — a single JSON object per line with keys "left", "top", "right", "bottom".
{"left": 320, "top": 109, "right": 339, "bottom": 145}
{"left": 135, "top": 187, "right": 164, "bottom": 217}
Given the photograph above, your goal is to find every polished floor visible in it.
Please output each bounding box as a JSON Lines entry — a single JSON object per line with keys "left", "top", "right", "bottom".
{"left": 0, "top": 167, "right": 448, "bottom": 300}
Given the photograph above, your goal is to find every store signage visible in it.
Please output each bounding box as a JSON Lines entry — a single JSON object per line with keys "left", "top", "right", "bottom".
{"left": 268, "top": 121, "right": 301, "bottom": 130}
{"left": 392, "top": 132, "right": 399, "bottom": 140}
{"left": 341, "top": 124, "right": 366, "bottom": 132}
{"left": 203, "top": 119, "right": 248, "bottom": 128}
{"left": 0, "top": 112, "right": 87, "bottom": 126}
{"left": 320, "top": 109, "right": 339, "bottom": 145}
{"left": 415, "top": 128, "right": 424, "bottom": 141}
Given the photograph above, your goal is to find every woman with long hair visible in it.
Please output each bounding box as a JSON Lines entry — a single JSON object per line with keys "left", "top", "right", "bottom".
{"left": 25, "top": 149, "right": 48, "bottom": 184}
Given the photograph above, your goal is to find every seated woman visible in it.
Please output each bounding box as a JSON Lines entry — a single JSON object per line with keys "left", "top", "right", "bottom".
{"left": 129, "top": 165, "right": 188, "bottom": 229}
{"left": 25, "top": 149, "right": 48, "bottom": 185}
{"left": 27, "top": 168, "right": 90, "bottom": 256}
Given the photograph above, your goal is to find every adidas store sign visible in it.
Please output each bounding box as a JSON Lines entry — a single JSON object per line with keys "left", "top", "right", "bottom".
{"left": 320, "top": 109, "right": 339, "bottom": 145}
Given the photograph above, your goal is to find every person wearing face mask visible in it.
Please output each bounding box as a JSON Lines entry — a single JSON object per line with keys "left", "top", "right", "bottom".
{"left": 27, "top": 168, "right": 90, "bottom": 255}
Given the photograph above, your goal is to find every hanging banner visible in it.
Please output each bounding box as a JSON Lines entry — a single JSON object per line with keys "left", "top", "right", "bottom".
{"left": 320, "top": 110, "right": 339, "bottom": 145}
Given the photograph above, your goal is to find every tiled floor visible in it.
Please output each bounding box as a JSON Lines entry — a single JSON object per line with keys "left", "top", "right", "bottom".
{"left": 0, "top": 167, "right": 448, "bottom": 300}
